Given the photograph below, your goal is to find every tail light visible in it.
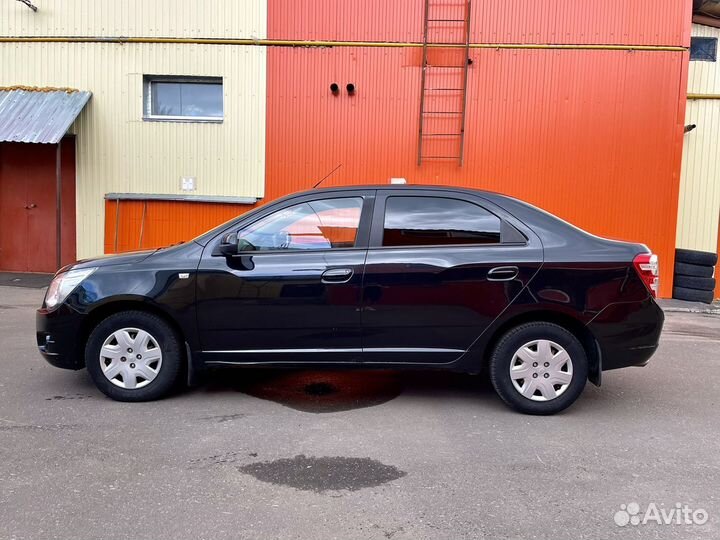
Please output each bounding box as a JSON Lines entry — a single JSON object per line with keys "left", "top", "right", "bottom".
{"left": 633, "top": 253, "right": 659, "bottom": 298}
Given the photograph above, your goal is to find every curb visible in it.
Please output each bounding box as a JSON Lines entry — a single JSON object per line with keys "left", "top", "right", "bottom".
{"left": 658, "top": 299, "right": 720, "bottom": 315}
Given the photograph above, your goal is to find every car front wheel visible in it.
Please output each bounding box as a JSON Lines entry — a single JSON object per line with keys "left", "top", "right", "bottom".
{"left": 489, "top": 322, "right": 588, "bottom": 415}
{"left": 85, "top": 311, "right": 182, "bottom": 402}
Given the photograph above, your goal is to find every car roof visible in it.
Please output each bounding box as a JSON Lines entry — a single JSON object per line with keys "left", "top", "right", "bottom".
{"left": 291, "top": 184, "right": 511, "bottom": 203}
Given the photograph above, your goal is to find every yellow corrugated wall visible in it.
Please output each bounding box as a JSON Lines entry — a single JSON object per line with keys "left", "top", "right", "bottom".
{"left": 0, "top": 1, "right": 267, "bottom": 259}
{"left": 678, "top": 23, "right": 720, "bottom": 254}
{"left": 0, "top": 0, "right": 266, "bottom": 38}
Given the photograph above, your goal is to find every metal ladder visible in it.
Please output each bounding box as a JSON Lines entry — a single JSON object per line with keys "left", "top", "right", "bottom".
{"left": 417, "top": 0, "right": 472, "bottom": 166}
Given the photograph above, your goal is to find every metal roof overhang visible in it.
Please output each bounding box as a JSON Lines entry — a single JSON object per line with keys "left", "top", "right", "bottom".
{"left": 0, "top": 87, "right": 91, "bottom": 144}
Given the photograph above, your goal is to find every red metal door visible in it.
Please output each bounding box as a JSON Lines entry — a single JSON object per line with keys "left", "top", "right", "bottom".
{"left": 0, "top": 139, "right": 76, "bottom": 273}
{"left": 0, "top": 143, "right": 29, "bottom": 271}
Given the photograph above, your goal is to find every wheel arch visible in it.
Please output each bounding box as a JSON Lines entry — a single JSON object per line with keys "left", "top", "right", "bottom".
{"left": 79, "top": 298, "right": 188, "bottom": 366}
{"left": 481, "top": 310, "right": 602, "bottom": 386}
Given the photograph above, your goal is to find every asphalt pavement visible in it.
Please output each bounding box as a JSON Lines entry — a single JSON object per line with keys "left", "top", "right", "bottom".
{"left": 1, "top": 285, "right": 719, "bottom": 540}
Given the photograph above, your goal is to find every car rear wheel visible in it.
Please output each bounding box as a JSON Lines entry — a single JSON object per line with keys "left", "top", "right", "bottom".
{"left": 85, "top": 311, "right": 182, "bottom": 402}
{"left": 489, "top": 322, "right": 588, "bottom": 415}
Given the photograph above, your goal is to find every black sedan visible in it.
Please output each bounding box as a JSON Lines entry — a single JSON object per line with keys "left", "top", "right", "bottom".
{"left": 36, "top": 186, "right": 663, "bottom": 414}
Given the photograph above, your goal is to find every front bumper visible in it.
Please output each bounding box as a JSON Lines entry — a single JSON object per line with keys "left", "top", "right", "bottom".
{"left": 36, "top": 305, "right": 86, "bottom": 370}
{"left": 587, "top": 296, "right": 665, "bottom": 371}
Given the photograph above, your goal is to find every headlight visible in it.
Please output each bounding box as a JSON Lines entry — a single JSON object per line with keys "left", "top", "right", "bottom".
{"left": 44, "top": 267, "right": 97, "bottom": 309}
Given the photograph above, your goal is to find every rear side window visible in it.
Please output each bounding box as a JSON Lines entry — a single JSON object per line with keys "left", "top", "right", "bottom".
{"left": 382, "top": 196, "right": 501, "bottom": 247}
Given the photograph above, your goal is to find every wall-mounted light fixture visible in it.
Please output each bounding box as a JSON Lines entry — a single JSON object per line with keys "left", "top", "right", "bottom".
{"left": 346, "top": 83, "right": 356, "bottom": 96}
{"left": 330, "top": 83, "right": 339, "bottom": 96}
{"left": 16, "top": 0, "right": 38, "bottom": 11}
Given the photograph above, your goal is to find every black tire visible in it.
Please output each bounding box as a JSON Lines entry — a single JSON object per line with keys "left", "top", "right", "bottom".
{"left": 675, "top": 248, "right": 718, "bottom": 267}
{"left": 85, "top": 311, "right": 183, "bottom": 402}
{"left": 673, "top": 275, "right": 716, "bottom": 291}
{"left": 674, "top": 262, "right": 714, "bottom": 278}
{"left": 672, "top": 286, "right": 715, "bottom": 304}
{"left": 489, "top": 322, "right": 588, "bottom": 415}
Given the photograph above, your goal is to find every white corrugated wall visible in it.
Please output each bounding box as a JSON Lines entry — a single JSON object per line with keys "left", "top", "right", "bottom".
{"left": 0, "top": 0, "right": 267, "bottom": 259}
{"left": 677, "top": 23, "right": 720, "bottom": 254}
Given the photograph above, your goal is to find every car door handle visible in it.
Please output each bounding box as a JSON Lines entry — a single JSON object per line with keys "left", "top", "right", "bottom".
{"left": 487, "top": 266, "right": 519, "bottom": 281}
{"left": 321, "top": 268, "right": 353, "bottom": 284}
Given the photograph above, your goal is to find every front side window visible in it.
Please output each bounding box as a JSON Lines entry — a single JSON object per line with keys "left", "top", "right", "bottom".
{"left": 239, "top": 197, "right": 363, "bottom": 251}
{"left": 383, "top": 196, "right": 501, "bottom": 247}
{"left": 143, "top": 76, "right": 223, "bottom": 121}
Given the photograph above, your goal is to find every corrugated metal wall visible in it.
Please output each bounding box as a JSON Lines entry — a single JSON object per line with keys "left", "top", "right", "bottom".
{"left": 264, "top": 45, "right": 688, "bottom": 298}
{"left": 1, "top": 0, "right": 694, "bottom": 299}
{"left": 0, "top": 0, "right": 265, "bottom": 38}
{"left": 103, "top": 199, "right": 248, "bottom": 254}
{"left": 679, "top": 100, "right": 720, "bottom": 250}
{"left": 677, "top": 24, "right": 720, "bottom": 268}
{"left": 268, "top": 0, "right": 691, "bottom": 46}
{"left": 263, "top": 1, "right": 692, "bottom": 299}
{"left": 717, "top": 223, "right": 720, "bottom": 298}
{"left": 1, "top": 0, "right": 267, "bottom": 259}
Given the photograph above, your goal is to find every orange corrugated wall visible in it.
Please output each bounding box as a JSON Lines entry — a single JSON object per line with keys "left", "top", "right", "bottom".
{"left": 263, "top": 46, "right": 689, "bottom": 298}
{"left": 103, "top": 200, "right": 252, "bottom": 254}
{"left": 264, "top": 0, "right": 691, "bottom": 300}
{"left": 268, "top": 0, "right": 689, "bottom": 46}
{"left": 106, "top": 0, "right": 693, "bottom": 299}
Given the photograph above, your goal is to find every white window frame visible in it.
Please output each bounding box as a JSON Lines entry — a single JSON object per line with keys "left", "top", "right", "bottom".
{"left": 143, "top": 75, "right": 224, "bottom": 123}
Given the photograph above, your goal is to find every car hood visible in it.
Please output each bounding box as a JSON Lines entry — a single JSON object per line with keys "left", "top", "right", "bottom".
{"left": 62, "top": 249, "right": 159, "bottom": 272}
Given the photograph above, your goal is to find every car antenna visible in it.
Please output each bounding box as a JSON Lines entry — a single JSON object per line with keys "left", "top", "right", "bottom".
{"left": 312, "top": 163, "right": 342, "bottom": 189}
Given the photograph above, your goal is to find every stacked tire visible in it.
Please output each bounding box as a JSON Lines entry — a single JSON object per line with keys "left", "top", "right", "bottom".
{"left": 673, "top": 249, "right": 717, "bottom": 304}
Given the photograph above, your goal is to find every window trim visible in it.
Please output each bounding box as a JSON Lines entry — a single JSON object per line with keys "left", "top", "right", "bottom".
{"left": 368, "top": 191, "right": 525, "bottom": 250}
{"left": 143, "top": 75, "right": 224, "bottom": 123}
{"left": 690, "top": 36, "right": 717, "bottom": 62}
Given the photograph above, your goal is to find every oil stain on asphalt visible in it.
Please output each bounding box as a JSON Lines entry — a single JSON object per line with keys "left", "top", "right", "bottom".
{"left": 199, "top": 413, "right": 246, "bottom": 423}
{"left": 238, "top": 455, "right": 406, "bottom": 493}
{"left": 44, "top": 393, "right": 93, "bottom": 401}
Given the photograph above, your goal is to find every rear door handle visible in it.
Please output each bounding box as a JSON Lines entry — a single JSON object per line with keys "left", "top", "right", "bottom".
{"left": 487, "top": 266, "right": 519, "bottom": 281}
{"left": 321, "top": 268, "right": 353, "bottom": 284}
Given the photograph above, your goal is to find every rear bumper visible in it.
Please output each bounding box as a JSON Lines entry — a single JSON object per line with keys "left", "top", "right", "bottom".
{"left": 36, "top": 306, "right": 85, "bottom": 370}
{"left": 587, "top": 297, "right": 664, "bottom": 371}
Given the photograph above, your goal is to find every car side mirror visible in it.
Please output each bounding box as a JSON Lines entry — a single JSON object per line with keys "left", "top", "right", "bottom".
{"left": 218, "top": 232, "right": 239, "bottom": 256}
{"left": 218, "top": 232, "right": 256, "bottom": 256}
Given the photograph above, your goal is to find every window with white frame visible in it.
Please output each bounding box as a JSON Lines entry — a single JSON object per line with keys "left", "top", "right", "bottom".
{"left": 143, "top": 75, "right": 223, "bottom": 122}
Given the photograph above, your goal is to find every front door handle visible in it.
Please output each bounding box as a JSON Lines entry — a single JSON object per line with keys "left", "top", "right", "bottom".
{"left": 321, "top": 268, "right": 353, "bottom": 284}
{"left": 487, "top": 266, "right": 519, "bottom": 281}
